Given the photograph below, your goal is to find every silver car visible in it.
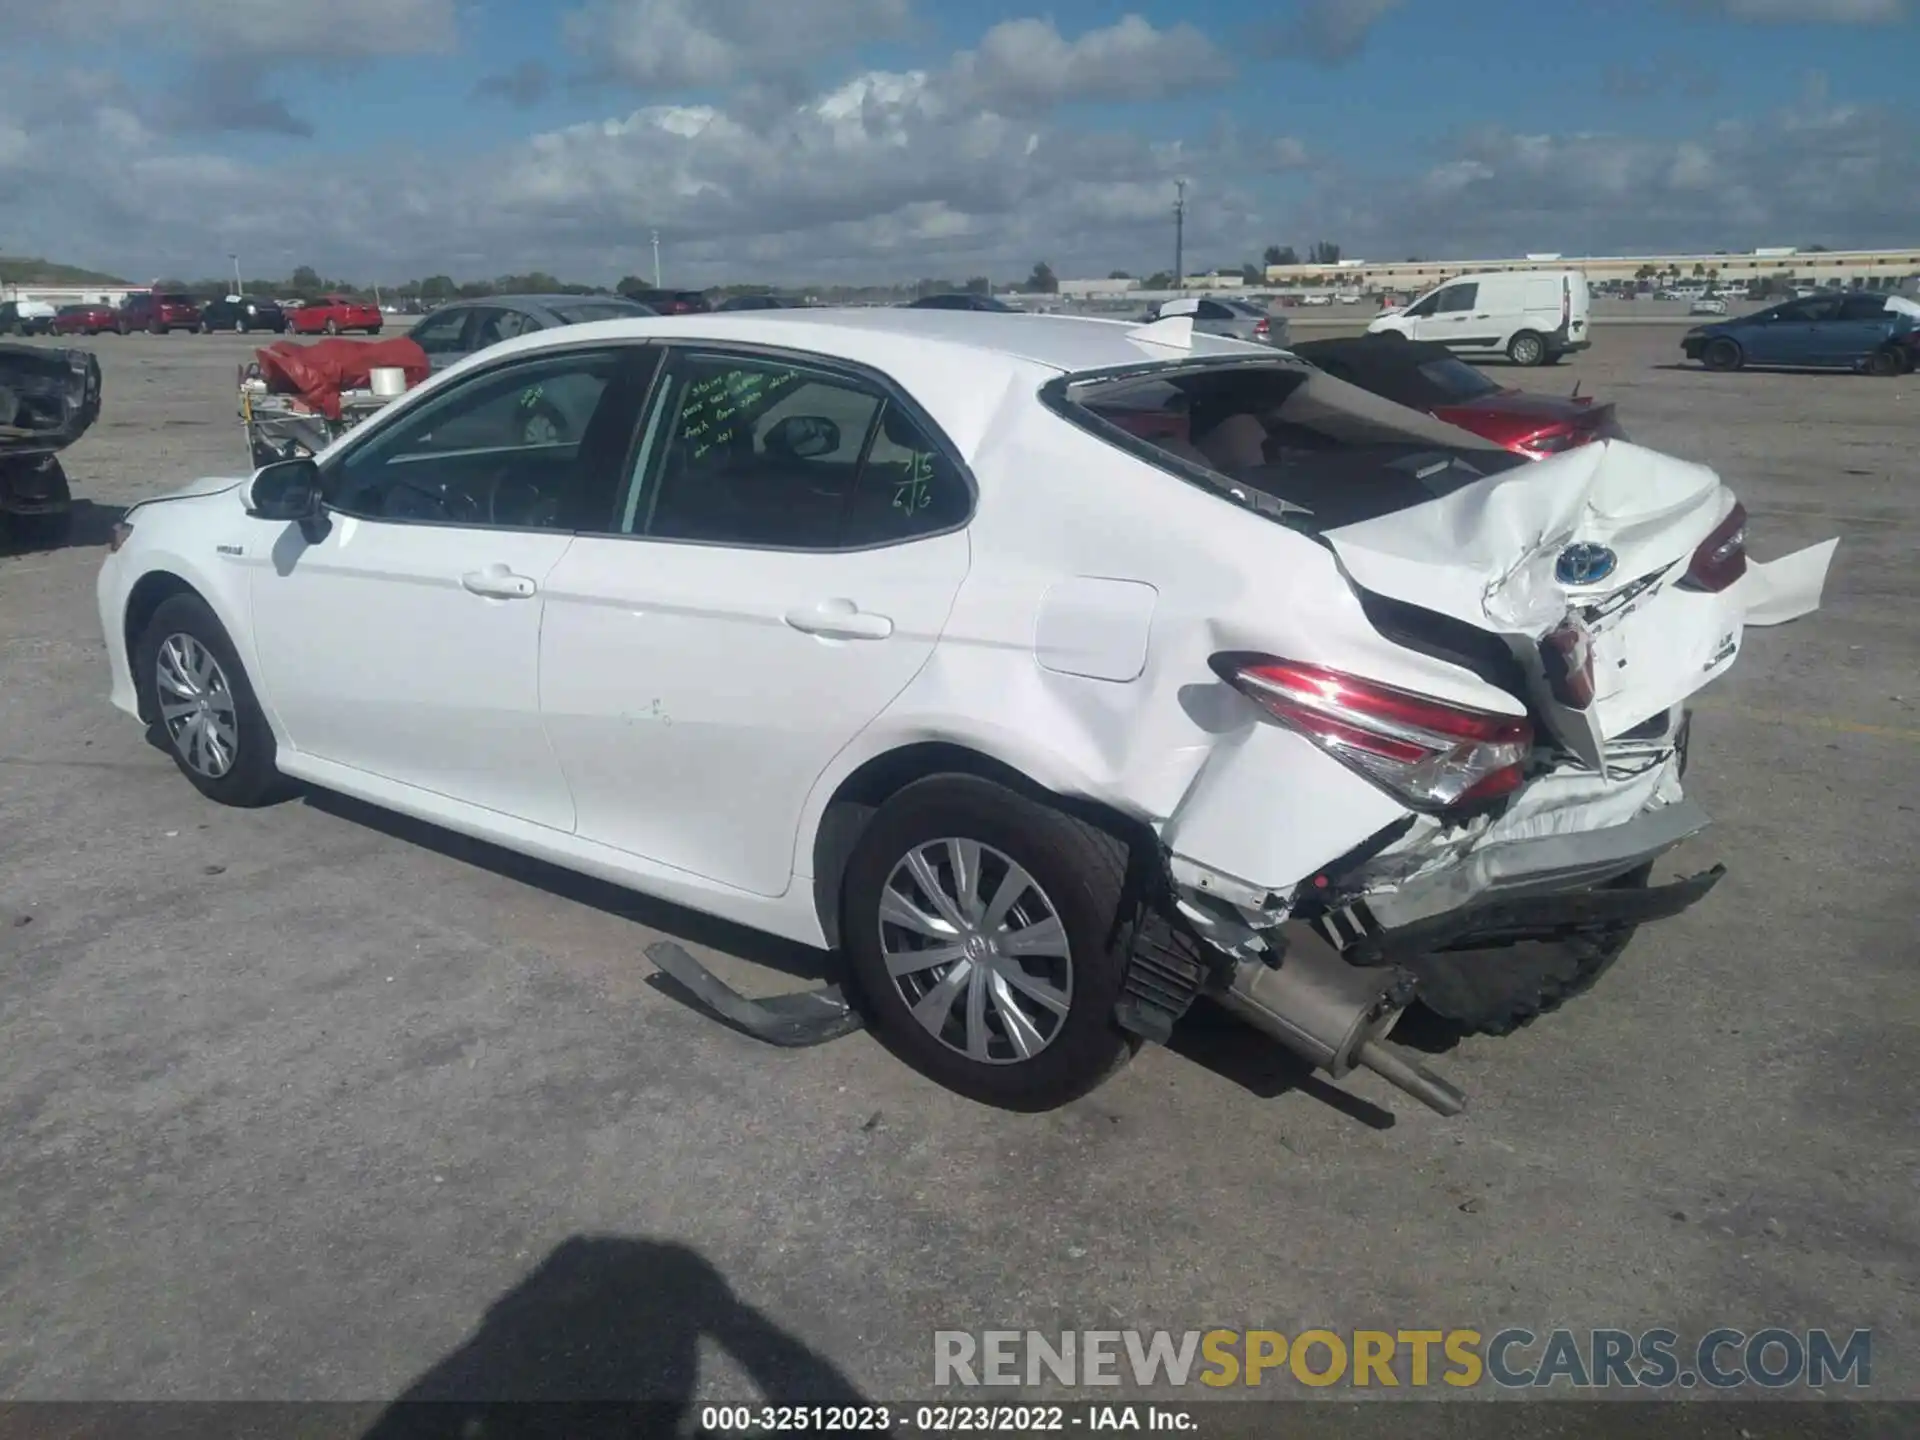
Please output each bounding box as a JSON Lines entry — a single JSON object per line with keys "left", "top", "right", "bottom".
{"left": 404, "top": 293, "right": 659, "bottom": 449}
{"left": 408, "top": 294, "right": 659, "bottom": 373}
{"left": 1143, "top": 296, "right": 1290, "bottom": 348}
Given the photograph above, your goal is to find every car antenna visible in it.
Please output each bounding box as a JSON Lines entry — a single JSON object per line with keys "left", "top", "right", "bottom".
{"left": 1571, "top": 379, "right": 1582, "bottom": 401}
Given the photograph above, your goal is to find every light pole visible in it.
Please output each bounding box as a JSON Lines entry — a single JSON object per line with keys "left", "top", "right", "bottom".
{"left": 651, "top": 230, "right": 662, "bottom": 289}
{"left": 1173, "top": 180, "right": 1186, "bottom": 294}
{"left": 229, "top": 253, "right": 242, "bottom": 297}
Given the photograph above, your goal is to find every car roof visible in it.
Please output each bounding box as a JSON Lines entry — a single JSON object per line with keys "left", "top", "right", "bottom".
{"left": 458, "top": 308, "right": 1281, "bottom": 454}
{"left": 526, "top": 306, "right": 1271, "bottom": 372}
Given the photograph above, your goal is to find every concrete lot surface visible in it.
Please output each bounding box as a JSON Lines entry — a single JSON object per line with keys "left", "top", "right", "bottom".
{"left": 1, "top": 323, "right": 1916, "bottom": 1411}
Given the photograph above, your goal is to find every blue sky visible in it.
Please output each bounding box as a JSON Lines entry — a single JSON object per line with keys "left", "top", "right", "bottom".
{"left": 1, "top": 0, "right": 1913, "bottom": 285}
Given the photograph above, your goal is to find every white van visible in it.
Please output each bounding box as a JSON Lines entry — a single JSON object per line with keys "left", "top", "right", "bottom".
{"left": 1367, "top": 269, "right": 1591, "bottom": 366}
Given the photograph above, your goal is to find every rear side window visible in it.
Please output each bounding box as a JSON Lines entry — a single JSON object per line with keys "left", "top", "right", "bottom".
{"left": 609, "top": 351, "right": 970, "bottom": 549}
{"left": 1433, "top": 284, "right": 1478, "bottom": 313}
{"left": 1838, "top": 295, "right": 1888, "bottom": 322}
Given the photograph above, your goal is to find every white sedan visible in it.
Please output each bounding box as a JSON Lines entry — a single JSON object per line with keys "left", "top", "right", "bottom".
{"left": 96, "top": 308, "right": 1837, "bottom": 1114}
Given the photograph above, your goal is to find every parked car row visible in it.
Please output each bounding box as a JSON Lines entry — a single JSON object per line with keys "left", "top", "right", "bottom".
{"left": 26, "top": 293, "right": 386, "bottom": 337}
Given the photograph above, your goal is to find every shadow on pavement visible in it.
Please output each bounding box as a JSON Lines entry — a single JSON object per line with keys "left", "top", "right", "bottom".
{"left": 0, "top": 497, "right": 126, "bottom": 556}
{"left": 302, "top": 789, "right": 835, "bottom": 986}
{"left": 360, "top": 1235, "right": 870, "bottom": 1439}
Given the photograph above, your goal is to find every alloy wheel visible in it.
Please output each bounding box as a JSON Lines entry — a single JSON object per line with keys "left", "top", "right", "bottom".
{"left": 878, "top": 838, "right": 1074, "bottom": 1065}
{"left": 155, "top": 633, "right": 240, "bottom": 778}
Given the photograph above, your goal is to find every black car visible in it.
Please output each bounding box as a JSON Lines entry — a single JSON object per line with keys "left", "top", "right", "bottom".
{"left": 618, "top": 288, "right": 713, "bottom": 315}
{"left": 199, "top": 295, "right": 288, "bottom": 334}
{"left": 902, "top": 293, "right": 1019, "bottom": 312}
{"left": 716, "top": 294, "right": 807, "bottom": 311}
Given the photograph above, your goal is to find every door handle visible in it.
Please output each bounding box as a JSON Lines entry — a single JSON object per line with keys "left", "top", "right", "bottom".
{"left": 461, "top": 565, "right": 537, "bottom": 599}
{"left": 785, "top": 598, "right": 893, "bottom": 640}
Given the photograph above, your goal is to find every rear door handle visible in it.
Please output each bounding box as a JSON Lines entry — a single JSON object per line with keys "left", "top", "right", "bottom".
{"left": 462, "top": 565, "right": 537, "bottom": 599}
{"left": 785, "top": 598, "right": 893, "bottom": 640}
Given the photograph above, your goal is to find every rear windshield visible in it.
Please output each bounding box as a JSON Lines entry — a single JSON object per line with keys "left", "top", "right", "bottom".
{"left": 551, "top": 300, "right": 652, "bottom": 324}
{"left": 1045, "top": 358, "right": 1527, "bottom": 533}
{"left": 157, "top": 293, "right": 195, "bottom": 305}
{"left": 1408, "top": 356, "right": 1504, "bottom": 404}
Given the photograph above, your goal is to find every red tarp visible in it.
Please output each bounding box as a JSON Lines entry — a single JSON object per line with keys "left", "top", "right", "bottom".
{"left": 253, "top": 337, "right": 430, "bottom": 420}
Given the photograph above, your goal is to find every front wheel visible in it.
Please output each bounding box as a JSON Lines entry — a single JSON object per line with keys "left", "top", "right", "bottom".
{"left": 1702, "top": 337, "right": 1743, "bottom": 372}
{"left": 841, "top": 775, "right": 1142, "bottom": 1110}
{"left": 1507, "top": 330, "right": 1547, "bottom": 366}
{"left": 324, "top": 318, "right": 340, "bottom": 335}
{"left": 134, "top": 593, "right": 286, "bottom": 807}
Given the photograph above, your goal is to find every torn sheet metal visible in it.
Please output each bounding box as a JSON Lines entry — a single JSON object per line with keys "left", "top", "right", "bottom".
{"left": 1320, "top": 440, "right": 1726, "bottom": 636}
{"left": 1733, "top": 538, "right": 1840, "bottom": 628}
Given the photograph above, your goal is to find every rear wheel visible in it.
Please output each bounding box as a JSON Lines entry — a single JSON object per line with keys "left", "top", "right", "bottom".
{"left": 324, "top": 318, "right": 340, "bottom": 336}
{"left": 1507, "top": 330, "right": 1547, "bottom": 366}
{"left": 236, "top": 316, "right": 250, "bottom": 334}
{"left": 134, "top": 593, "right": 285, "bottom": 807}
{"left": 1866, "top": 345, "right": 1906, "bottom": 378}
{"left": 1702, "top": 337, "right": 1743, "bottom": 372}
{"left": 841, "top": 775, "right": 1143, "bottom": 1110}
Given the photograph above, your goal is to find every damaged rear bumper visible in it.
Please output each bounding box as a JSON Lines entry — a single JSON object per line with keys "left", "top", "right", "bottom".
{"left": 1308, "top": 797, "right": 1723, "bottom": 964}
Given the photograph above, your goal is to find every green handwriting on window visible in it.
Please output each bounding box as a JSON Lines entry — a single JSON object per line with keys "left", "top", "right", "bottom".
{"left": 892, "top": 452, "right": 936, "bottom": 516}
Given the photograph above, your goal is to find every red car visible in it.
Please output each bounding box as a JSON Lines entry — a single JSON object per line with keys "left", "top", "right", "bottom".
{"left": 289, "top": 295, "right": 384, "bottom": 336}
{"left": 116, "top": 292, "right": 203, "bottom": 334}
{"left": 1293, "top": 336, "right": 1624, "bottom": 459}
{"left": 52, "top": 303, "right": 119, "bottom": 336}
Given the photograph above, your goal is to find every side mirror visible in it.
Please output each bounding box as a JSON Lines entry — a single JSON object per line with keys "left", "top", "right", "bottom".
{"left": 246, "top": 457, "right": 329, "bottom": 540}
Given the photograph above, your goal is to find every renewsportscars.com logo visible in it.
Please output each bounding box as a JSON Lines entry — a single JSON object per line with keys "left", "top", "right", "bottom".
{"left": 934, "top": 1328, "right": 1872, "bottom": 1391}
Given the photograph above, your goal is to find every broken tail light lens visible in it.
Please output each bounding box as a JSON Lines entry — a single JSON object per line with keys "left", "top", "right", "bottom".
{"left": 1255, "top": 318, "right": 1270, "bottom": 337}
{"left": 1678, "top": 501, "right": 1748, "bottom": 592}
{"left": 1213, "top": 656, "right": 1534, "bottom": 811}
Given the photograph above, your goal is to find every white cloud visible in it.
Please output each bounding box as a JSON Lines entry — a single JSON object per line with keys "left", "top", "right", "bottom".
{"left": 946, "top": 16, "right": 1233, "bottom": 114}
{"left": 1, "top": 19, "right": 1911, "bottom": 289}
{"left": 563, "top": 0, "right": 911, "bottom": 88}
{"left": 1300, "top": 94, "right": 1918, "bottom": 259}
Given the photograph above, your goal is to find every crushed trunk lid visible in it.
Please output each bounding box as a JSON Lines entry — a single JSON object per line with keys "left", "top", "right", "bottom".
{"left": 1321, "top": 439, "right": 1837, "bottom": 755}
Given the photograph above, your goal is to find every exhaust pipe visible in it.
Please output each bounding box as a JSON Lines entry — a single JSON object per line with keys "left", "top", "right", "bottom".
{"left": 1213, "top": 925, "right": 1465, "bottom": 1117}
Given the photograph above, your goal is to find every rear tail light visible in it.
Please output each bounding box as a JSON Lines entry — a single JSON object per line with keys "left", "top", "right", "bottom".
{"left": 1561, "top": 277, "right": 1571, "bottom": 329}
{"left": 1213, "top": 656, "right": 1534, "bottom": 811}
{"left": 1516, "top": 427, "right": 1582, "bottom": 457}
{"left": 1255, "top": 318, "right": 1270, "bottom": 336}
{"left": 1677, "top": 501, "right": 1748, "bottom": 592}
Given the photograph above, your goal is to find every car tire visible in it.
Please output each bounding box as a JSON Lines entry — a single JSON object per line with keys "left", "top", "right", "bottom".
{"left": 115, "top": 321, "right": 129, "bottom": 336}
{"left": 1702, "top": 337, "right": 1743, "bottom": 372}
{"left": 841, "top": 774, "right": 1144, "bottom": 1111}
{"left": 134, "top": 593, "right": 286, "bottom": 808}
{"left": 1866, "top": 345, "right": 1905, "bottom": 378}
{"left": 324, "top": 318, "right": 340, "bottom": 336}
{"left": 236, "top": 317, "right": 250, "bottom": 334}
{"left": 1397, "top": 864, "right": 1651, "bottom": 1041}
{"left": 1507, "top": 330, "right": 1547, "bottom": 366}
